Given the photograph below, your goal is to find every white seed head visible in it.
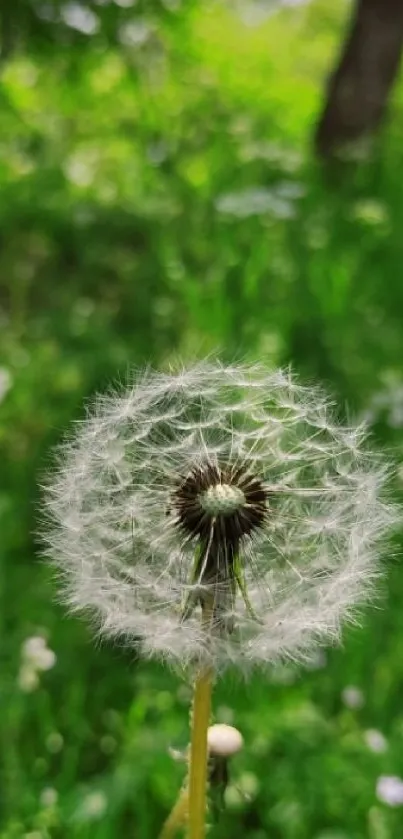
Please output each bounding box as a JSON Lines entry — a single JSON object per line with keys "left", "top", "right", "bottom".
{"left": 207, "top": 724, "right": 244, "bottom": 757}
{"left": 376, "top": 775, "right": 403, "bottom": 807}
{"left": 21, "top": 636, "right": 56, "bottom": 673}
{"left": 41, "top": 361, "right": 399, "bottom": 674}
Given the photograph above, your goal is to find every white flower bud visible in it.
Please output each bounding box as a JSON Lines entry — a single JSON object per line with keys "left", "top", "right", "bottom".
{"left": 207, "top": 724, "right": 244, "bottom": 757}
{"left": 21, "top": 636, "right": 56, "bottom": 672}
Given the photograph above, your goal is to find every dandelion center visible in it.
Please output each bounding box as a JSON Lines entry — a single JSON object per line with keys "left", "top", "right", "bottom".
{"left": 173, "top": 461, "right": 268, "bottom": 546}
{"left": 200, "top": 484, "right": 246, "bottom": 517}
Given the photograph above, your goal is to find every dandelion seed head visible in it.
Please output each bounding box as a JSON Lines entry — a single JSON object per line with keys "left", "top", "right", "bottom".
{"left": 18, "top": 635, "right": 56, "bottom": 691}
{"left": 364, "top": 729, "right": 387, "bottom": 754}
{"left": 377, "top": 775, "right": 403, "bottom": 806}
{"left": 41, "top": 362, "right": 399, "bottom": 673}
{"left": 341, "top": 685, "right": 365, "bottom": 710}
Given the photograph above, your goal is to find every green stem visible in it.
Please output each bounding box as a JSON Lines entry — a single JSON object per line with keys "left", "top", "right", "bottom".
{"left": 187, "top": 666, "right": 213, "bottom": 839}
{"left": 159, "top": 787, "right": 189, "bottom": 839}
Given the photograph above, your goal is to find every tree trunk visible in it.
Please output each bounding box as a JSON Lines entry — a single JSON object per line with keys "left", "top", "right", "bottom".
{"left": 314, "top": 0, "right": 403, "bottom": 157}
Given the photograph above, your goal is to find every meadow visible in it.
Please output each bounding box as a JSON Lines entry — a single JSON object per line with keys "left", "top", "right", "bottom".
{"left": 2, "top": 2, "right": 403, "bottom": 837}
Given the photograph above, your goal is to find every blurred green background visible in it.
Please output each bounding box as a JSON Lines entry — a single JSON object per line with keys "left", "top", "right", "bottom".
{"left": 2, "top": 1, "right": 403, "bottom": 837}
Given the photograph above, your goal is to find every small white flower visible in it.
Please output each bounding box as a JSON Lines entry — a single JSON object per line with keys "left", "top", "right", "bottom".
{"left": 215, "top": 185, "right": 299, "bottom": 219}
{"left": 40, "top": 787, "right": 58, "bottom": 808}
{"left": 341, "top": 686, "right": 365, "bottom": 709}
{"left": 22, "top": 636, "right": 56, "bottom": 671}
{"left": 376, "top": 775, "right": 403, "bottom": 806}
{"left": 362, "top": 379, "right": 403, "bottom": 429}
{"left": 23, "top": 636, "right": 46, "bottom": 656}
{"left": 80, "top": 790, "right": 108, "bottom": 820}
{"left": 42, "top": 362, "right": 398, "bottom": 673}
{"left": 119, "top": 20, "right": 153, "bottom": 47}
{"left": 0, "top": 367, "right": 12, "bottom": 402}
{"left": 18, "top": 636, "right": 56, "bottom": 691}
{"left": 61, "top": 3, "right": 100, "bottom": 34}
{"left": 364, "top": 729, "right": 388, "bottom": 754}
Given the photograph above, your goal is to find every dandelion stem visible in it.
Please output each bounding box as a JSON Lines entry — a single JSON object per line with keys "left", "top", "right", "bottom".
{"left": 159, "top": 787, "right": 189, "bottom": 839}
{"left": 158, "top": 660, "right": 213, "bottom": 839}
{"left": 187, "top": 664, "right": 213, "bottom": 839}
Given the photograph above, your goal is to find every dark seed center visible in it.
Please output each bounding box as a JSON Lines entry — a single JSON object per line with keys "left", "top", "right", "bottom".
{"left": 173, "top": 461, "right": 268, "bottom": 546}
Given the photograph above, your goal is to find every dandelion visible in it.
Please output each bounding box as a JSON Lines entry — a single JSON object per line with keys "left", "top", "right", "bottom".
{"left": 61, "top": 3, "right": 100, "bottom": 35}
{"left": 341, "top": 685, "right": 365, "bottom": 710}
{"left": 71, "top": 790, "right": 108, "bottom": 824}
{"left": 22, "top": 636, "right": 56, "bottom": 671}
{"left": 41, "top": 361, "right": 398, "bottom": 839}
{"left": 80, "top": 790, "right": 108, "bottom": 820}
{"left": 0, "top": 367, "right": 12, "bottom": 402}
{"left": 42, "top": 362, "right": 395, "bottom": 671}
{"left": 376, "top": 775, "right": 403, "bottom": 807}
{"left": 215, "top": 185, "right": 299, "bottom": 219}
{"left": 364, "top": 729, "right": 388, "bottom": 754}
{"left": 40, "top": 787, "right": 58, "bottom": 808}
{"left": 18, "top": 635, "right": 56, "bottom": 692}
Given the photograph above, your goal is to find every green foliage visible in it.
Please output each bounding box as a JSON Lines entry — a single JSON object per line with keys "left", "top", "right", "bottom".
{"left": 2, "top": 1, "right": 403, "bottom": 836}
